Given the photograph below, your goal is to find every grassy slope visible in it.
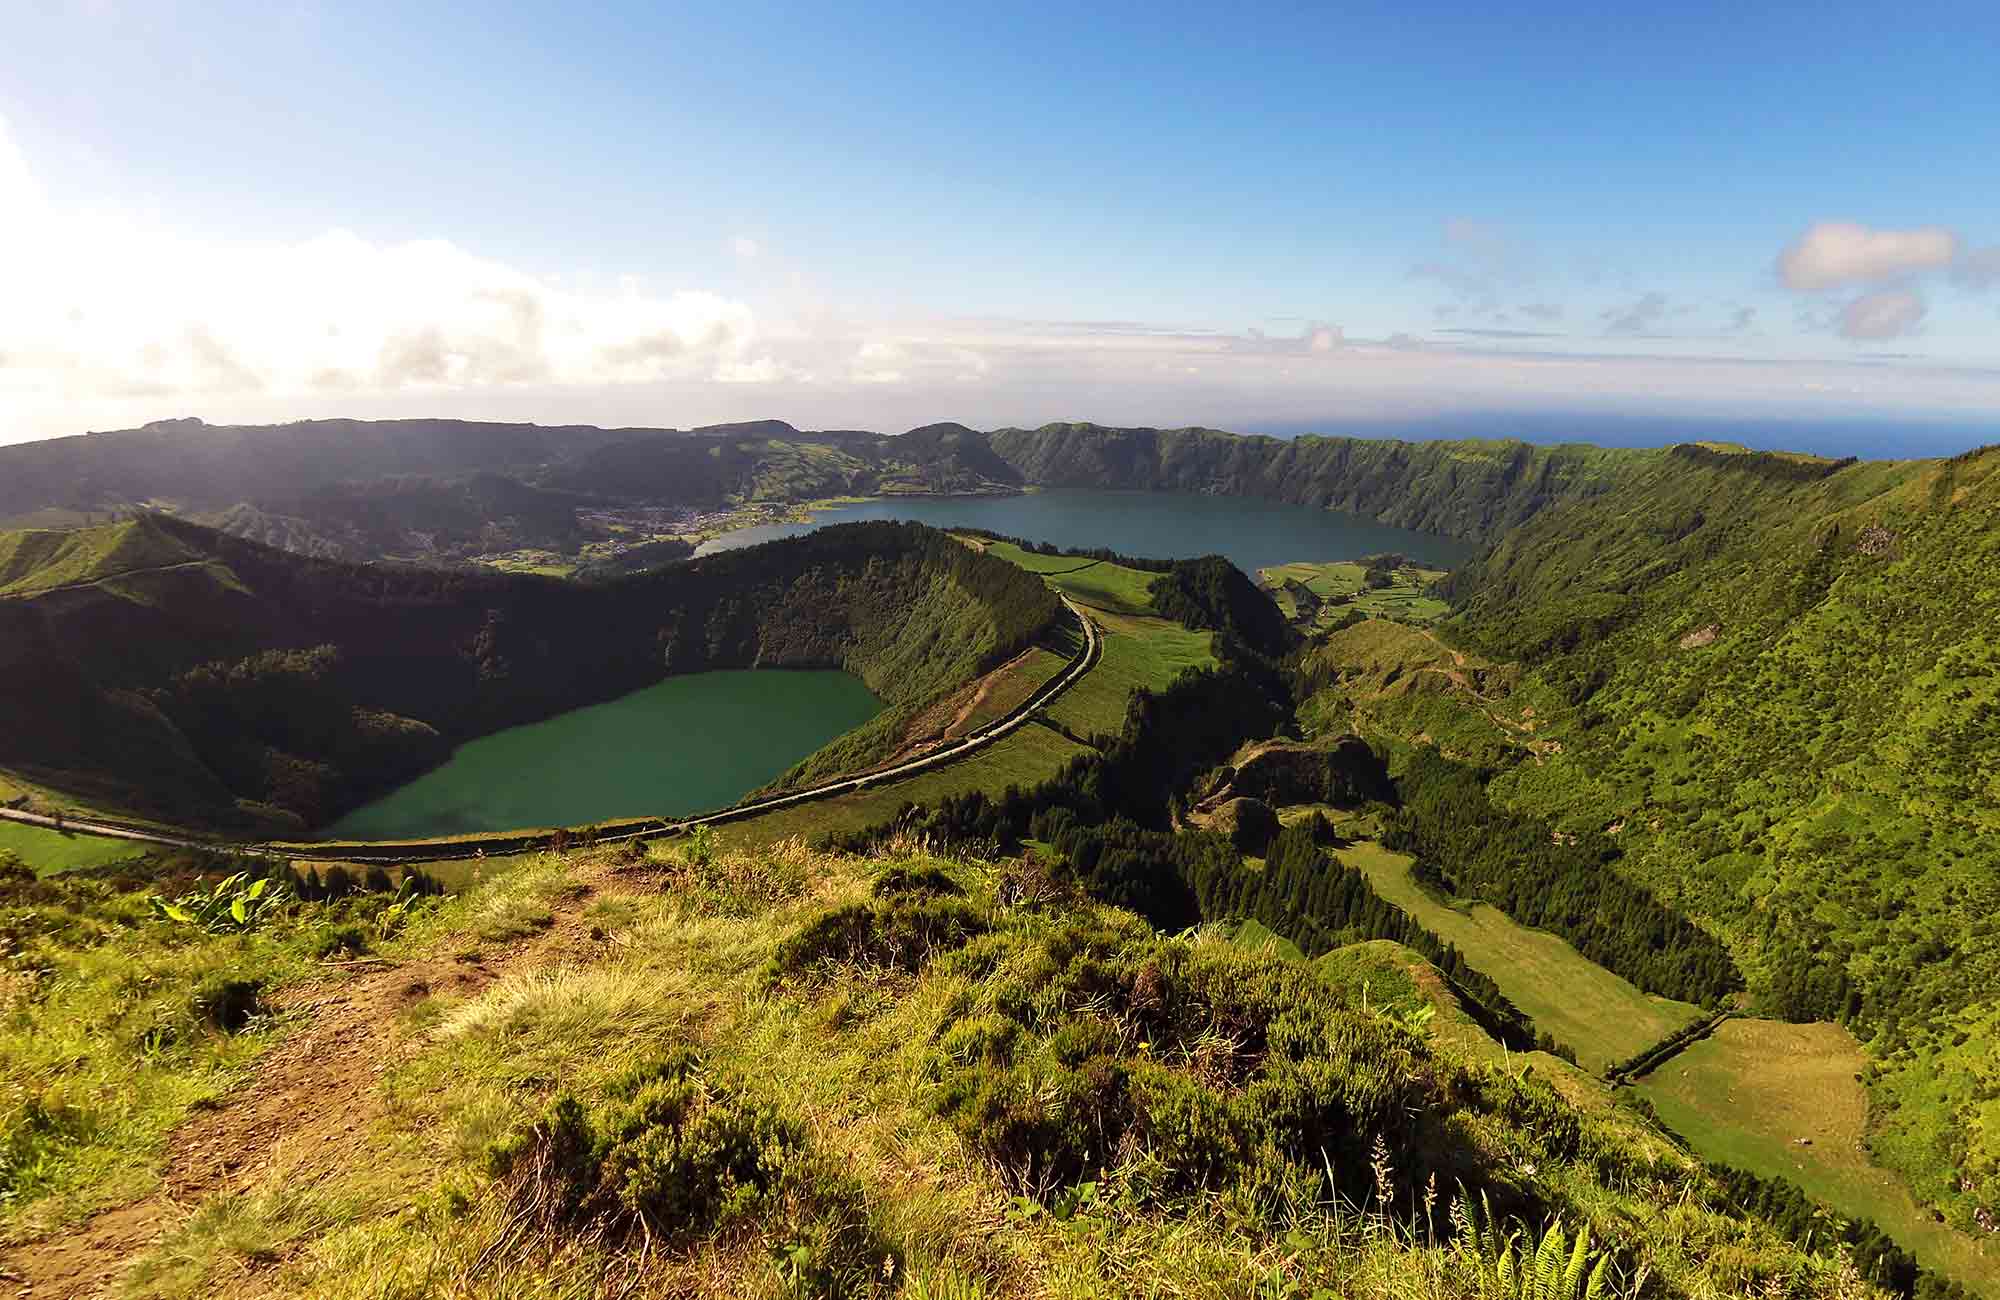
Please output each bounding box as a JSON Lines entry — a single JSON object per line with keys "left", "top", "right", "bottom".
{"left": 977, "top": 543, "right": 1216, "bottom": 739}
{"left": 0, "top": 518, "right": 213, "bottom": 597}
{"left": 952, "top": 647, "right": 1070, "bottom": 735}
{"left": 12, "top": 841, "right": 1883, "bottom": 1299}
{"left": 981, "top": 543, "right": 1160, "bottom": 616}
{"left": 1297, "top": 618, "right": 1526, "bottom": 766}
{"left": 1044, "top": 610, "right": 1214, "bottom": 738}
{"left": 1638, "top": 1020, "right": 2000, "bottom": 1292}
{"left": 720, "top": 726, "right": 1095, "bottom": 849}
{"left": 1341, "top": 841, "right": 1704, "bottom": 1074}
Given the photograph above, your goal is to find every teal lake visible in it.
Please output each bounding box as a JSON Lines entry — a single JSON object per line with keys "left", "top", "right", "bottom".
{"left": 322, "top": 670, "right": 881, "bottom": 840}
{"left": 696, "top": 489, "right": 1474, "bottom": 573}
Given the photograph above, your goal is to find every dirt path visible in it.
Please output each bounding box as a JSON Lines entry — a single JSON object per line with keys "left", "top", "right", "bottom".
{"left": 0, "top": 856, "right": 632, "bottom": 1298}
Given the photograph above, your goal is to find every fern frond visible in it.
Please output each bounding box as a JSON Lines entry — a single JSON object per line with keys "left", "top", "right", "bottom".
{"left": 1561, "top": 1223, "right": 1589, "bottom": 1298}
{"left": 1583, "top": 1255, "right": 1610, "bottom": 1300}
{"left": 1531, "top": 1222, "right": 1563, "bottom": 1300}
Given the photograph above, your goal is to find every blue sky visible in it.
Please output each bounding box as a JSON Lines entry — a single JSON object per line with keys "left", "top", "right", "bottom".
{"left": 1, "top": 0, "right": 1996, "bottom": 447}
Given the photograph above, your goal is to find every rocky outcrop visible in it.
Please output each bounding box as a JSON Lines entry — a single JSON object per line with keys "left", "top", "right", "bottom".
{"left": 1210, "top": 797, "right": 1280, "bottom": 855}
{"left": 1190, "top": 736, "right": 1392, "bottom": 826}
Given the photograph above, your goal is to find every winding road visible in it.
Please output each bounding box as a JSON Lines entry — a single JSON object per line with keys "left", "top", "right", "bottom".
{"left": 0, "top": 596, "right": 1102, "bottom": 866}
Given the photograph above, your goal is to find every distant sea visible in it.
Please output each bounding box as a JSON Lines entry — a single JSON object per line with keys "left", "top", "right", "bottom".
{"left": 1244, "top": 410, "right": 2000, "bottom": 461}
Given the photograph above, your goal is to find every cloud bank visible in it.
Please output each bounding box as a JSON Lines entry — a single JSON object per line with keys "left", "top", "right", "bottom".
{"left": 2, "top": 123, "right": 1996, "bottom": 445}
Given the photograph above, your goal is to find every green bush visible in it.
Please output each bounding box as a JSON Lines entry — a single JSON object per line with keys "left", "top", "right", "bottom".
{"left": 923, "top": 910, "right": 1582, "bottom": 1235}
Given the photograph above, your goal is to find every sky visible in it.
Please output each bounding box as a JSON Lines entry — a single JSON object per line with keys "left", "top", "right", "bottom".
{"left": 1, "top": 0, "right": 1997, "bottom": 451}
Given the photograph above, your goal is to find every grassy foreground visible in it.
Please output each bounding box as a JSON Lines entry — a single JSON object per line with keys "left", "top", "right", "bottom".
{"left": 0, "top": 838, "right": 1890, "bottom": 1299}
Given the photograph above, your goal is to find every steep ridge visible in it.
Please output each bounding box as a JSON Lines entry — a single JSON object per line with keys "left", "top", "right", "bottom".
{"left": 0, "top": 516, "right": 1059, "bottom": 832}
{"left": 1428, "top": 443, "right": 2000, "bottom": 1230}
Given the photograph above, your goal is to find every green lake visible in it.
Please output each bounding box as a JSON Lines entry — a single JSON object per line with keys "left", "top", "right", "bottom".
{"left": 322, "top": 669, "right": 881, "bottom": 840}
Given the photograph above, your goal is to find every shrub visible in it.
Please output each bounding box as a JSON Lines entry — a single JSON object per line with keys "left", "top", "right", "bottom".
{"left": 486, "top": 1053, "right": 899, "bottom": 1296}
{"left": 767, "top": 897, "right": 989, "bottom": 981}
{"left": 921, "top": 909, "right": 1584, "bottom": 1238}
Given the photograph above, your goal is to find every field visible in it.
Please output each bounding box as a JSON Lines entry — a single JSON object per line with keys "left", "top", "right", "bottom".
{"left": 1637, "top": 1019, "right": 2000, "bottom": 1294}
{"left": 1045, "top": 609, "right": 1213, "bottom": 737}
{"left": 0, "top": 822, "right": 148, "bottom": 876}
{"left": 1340, "top": 841, "right": 1704, "bottom": 1072}
{"left": 473, "top": 549, "right": 574, "bottom": 577}
{"left": 962, "top": 542, "right": 1216, "bottom": 737}
{"left": 978, "top": 542, "right": 1163, "bottom": 613}
{"left": 1260, "top": 560, "right": 1450, "bottom": 627}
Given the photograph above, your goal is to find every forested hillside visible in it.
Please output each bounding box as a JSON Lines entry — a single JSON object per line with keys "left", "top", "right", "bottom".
{"left": 989, "top": 422, "right": 1654, "bottom": 541}
{"left": 0, "top": 516, "right": 1057, "bottom": 830}
{"left": 1415, "top": 443, "right": 2000, "bottom": 1231}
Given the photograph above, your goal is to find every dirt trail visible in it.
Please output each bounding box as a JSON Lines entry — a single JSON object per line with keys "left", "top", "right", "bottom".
{"left": 0, "top": 856, "right": 632, "bottom": 1298}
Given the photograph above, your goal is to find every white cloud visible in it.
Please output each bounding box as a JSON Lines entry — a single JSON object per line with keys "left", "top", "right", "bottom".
{"left": 731, "top": 236, "right": 761, "bottom": 261}
{"left": 1838, "top": 289, "right": 1927, "bottom": 340}
{"left": 0, "top": 120, "right": 774, "bottom": 409}
{"left": 1777, "top": 221, "right": 1959, "bottom": 290}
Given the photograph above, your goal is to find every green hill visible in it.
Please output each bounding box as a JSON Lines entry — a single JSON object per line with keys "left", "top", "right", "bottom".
{"left": 1344, "top": 442, "right": 2000, "bottom": 1235}
{"left": 0, "top": 515, "right": 1059, "bottom": 832}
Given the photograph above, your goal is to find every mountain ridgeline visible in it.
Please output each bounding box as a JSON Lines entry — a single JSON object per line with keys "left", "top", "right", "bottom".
{"left": 0, "top": 417, "right": 1659, "bottom": 553}
{"left": 0, "top": 515, "right": 1059, "bottom": 830}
